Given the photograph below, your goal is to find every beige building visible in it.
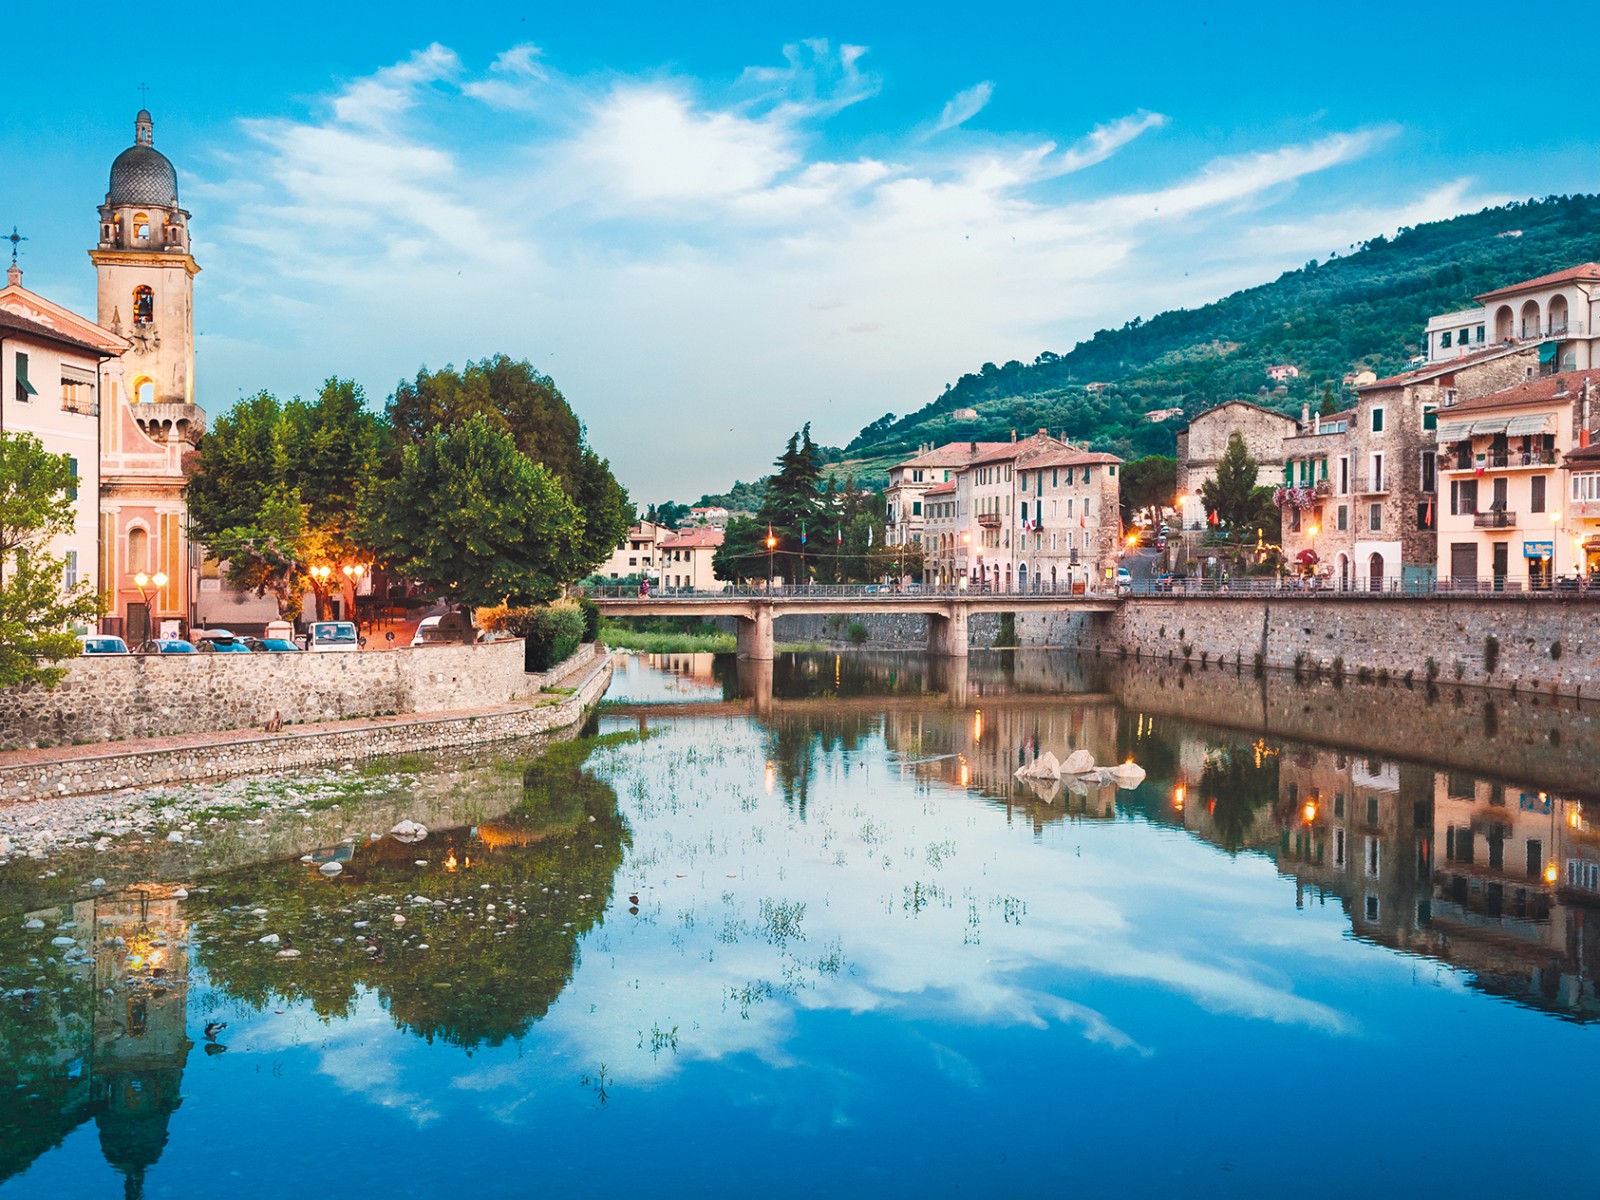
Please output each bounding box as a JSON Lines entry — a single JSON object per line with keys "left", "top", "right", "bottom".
{"left": 884, "top": 441, "right": 1005, "bottom": 550}
{"left": 595, "top": 520, "right": 671, "bottom": 583}
{"left": 656, "top": 525, "right": 725, "bottom": 591}
{"left": 0, "top": 275, "right": 124, "bottom": 605}
{"left": 1434, "top": 372, "right": 1598, "bottom": 587}
{"left": 1424, "top": 262, "right": 1600, "bottom": 372}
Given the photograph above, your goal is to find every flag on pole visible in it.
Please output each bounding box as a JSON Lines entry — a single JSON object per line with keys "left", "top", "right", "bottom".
{"left": 837, "top": 526, "right": 843, "bottom": 545}
{"left": 1208, "top": 510, "right": 1220, "bottom": 527}
{"left": 800, "top": 521, "right": 807, "bottom": 545}
{"left": 1423, "top": 497, "right": 1433, "bottom": 527}
{"left": 867, "top": 526, "right": 874, "bottom": 548}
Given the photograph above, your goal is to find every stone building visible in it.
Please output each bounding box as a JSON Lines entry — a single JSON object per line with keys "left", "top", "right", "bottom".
{"left": 1278, "top": 345, "right": 1537, "bottom": 591}
{"left": 1175, "top": 400, "right": 1299, "bottom": 531}
{"left": 884, "top": 441, "right": 1005, "bottom": 550}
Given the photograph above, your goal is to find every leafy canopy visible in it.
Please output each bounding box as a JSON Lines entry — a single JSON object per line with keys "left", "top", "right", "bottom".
{"left": 0, "top": 433, "right": 101, "bottom": 688}
{"left": 362, "top": 414, "right": 581, "bottom": 608}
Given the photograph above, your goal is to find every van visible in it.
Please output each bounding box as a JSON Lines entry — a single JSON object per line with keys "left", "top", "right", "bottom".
{"left": 306, "top": 620, "right": 361, "bottom": 652}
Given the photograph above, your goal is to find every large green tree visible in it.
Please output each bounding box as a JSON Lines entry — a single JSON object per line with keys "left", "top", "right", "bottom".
{"left": 362, "top": 415, "right": 582, "bottom": 625}
{"left": 756, "top": 425, "right": 826, "bottom": 581}
{"left": 0, "top": 433, "right": 102, "bottom": 688}
{"left": 185, "top": 380, "right": 386, "bottom": 617}
{"left": 1119, "top": 455, "right": 1178, "bottom": 527}
{"left": 1200, "top": 431, "right": 1278, "bottom": 569}
{"left": 386, "top": 356, "right": 629, "bottom": 575}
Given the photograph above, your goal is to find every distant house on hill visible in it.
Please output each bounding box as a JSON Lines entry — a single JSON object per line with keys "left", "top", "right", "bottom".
{"left": 1266, "top": 364, "right": 1300, "bottom": 382}
{"left": 1144, "top": 407, "right": 1185, "bottom": 423}
{"left": 951, "top": 407, "right": 979, "bottom": 420}
{"left": 1083, "top": 382, "right": 1110, "bottom": 395}
{"left": 1342, "top": 370, "right": 1378, "bottom": 387}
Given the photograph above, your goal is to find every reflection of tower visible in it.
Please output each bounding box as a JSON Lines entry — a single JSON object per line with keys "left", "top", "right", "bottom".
{"left": 90, "top": 885, "right": 194, "bottom": 1200}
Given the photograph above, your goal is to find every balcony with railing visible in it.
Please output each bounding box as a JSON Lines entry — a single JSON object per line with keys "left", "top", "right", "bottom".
{"left": 1442, "top": 448, "right": 1557, "bottom": 472}
{"left": 1520, "top": 320, "right": 1585, "bottom": 339}
{"left": 1474, "top": 510, "right": 1518, "bottom": 529}
{"left": 976, "top": 511, "right": 1002, "bottom": 529}
{"left": 1354, "top": 475, "right": 1389, "bottom": 495}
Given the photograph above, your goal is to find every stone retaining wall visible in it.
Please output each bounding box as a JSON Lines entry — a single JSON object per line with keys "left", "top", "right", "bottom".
{"left": 1021, "top": 596, "right": 1600, "bottom": 698}
{"left": 0, "top": 648, "right": 612, "bottom": 803}
{"left": 762, "top": 611, "right": 1004, "bottom": 649}
{"left": 0, "top": 638, "right": 549, "bottom": 752}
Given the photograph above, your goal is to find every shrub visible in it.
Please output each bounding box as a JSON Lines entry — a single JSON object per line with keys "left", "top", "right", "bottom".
{"left": 577, "top": 595, "right": 601, "bottom": 643}
{"left": 485, "top": 601, "right": 586, "bottom": 671}
{"left": 995, "top": 613, "right": 1018, "bottom": 647}
{"left": 846, "top": 622, "right": 869, "bottom": 646}
{"left": 1483, "top": 634, "right": 1500, "bottom": 675}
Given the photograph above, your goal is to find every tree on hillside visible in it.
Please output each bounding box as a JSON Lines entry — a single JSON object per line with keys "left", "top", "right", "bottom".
{"left": 1118, "top": 456, "right": 1178, "bottom": 527}
{"left": 756, "top": 425, "right": 826, "bottom": 581}
{"left": 0, "top": 433, "right": 102, "bottom": 688}
{"left": 362, "top": 415, "right": 581, "bottom": 633}
{"left": 385, "top": 356, "right": 629, "bottom": 577}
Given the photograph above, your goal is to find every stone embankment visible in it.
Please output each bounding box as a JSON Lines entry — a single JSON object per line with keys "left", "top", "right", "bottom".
{"left": 1019, "top": 595, "right": 1600, "bottom": 699}
{"left": 0, "top": 645, "right": 611, "bottom": 804}
{"left": 0, "top": 637, "right": 548, "bottom": 753}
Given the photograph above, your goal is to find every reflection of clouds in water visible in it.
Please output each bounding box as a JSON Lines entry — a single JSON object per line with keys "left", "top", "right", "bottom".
{"left": 542, "top": 718, "right": 1358, "bottom": 1083}
{"left": 237, "top": 994, "right": 444, "bottom": 1127}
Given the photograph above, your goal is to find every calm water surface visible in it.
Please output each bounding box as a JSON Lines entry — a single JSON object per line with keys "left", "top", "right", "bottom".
{"left": 3, "top": 650, "right": 1597, "bottom": 1198}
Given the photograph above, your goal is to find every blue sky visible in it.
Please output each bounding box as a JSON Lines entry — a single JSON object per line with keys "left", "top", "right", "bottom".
{"left": 4, "top": 2, "right": 1589, "bottom": 501}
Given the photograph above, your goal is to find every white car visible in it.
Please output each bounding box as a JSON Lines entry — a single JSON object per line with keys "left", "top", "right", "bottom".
{"left": 306, "top": 621, "right": 361, "bottom": 652}
{"left": 410, "top": 612, "right": 478, "bottom": 646}
{"left": 1115, "top": 567, "right": 1134, "bottom": 593}
{"left": 79, "top": 634, "right": 130, "bottom": 655}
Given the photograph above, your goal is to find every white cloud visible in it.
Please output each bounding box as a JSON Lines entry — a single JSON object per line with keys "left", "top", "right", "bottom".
{"left": 931, "top": 82, "right": 994, "bottom": 135}
{"left": 195, "top": 44, "right": 1449, "bottom": 499}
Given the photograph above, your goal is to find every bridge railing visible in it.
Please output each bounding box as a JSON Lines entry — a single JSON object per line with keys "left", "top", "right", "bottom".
{"left": 579, "top": 583, "right": 1119, "bottom": 600}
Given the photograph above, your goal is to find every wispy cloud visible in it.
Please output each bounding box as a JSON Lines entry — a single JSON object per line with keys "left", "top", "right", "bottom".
{"left": 931, "top": 82, "right": 994, "bottom": 135}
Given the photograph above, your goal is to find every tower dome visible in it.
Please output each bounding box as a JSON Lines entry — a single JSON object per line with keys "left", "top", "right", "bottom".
{"left": 107, "top": 110, "right": 179, "bottom": 208}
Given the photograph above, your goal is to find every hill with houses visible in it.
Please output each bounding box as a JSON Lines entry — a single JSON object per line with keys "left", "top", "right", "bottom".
{"left": 830, "top": 193, "right": 1600, "bottom": 484}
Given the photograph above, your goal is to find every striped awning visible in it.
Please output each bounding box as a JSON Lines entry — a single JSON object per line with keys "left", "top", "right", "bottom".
{"left": 1435, "top": 420, "right": 1473, "bottom": 442}
{"left": 1505, "top": 414, "right": 1553, "bottom": 436}
{"left": 1470, "top": 418, "right": 1510, "bottom": 436}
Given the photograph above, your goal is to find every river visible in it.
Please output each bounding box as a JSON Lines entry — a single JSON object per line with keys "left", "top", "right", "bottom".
{"left": 1, "top": 649, "right": 1596, "bottom": 1198}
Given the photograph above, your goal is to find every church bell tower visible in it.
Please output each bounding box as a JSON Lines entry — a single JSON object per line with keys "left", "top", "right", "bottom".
{"left": 89, "top": 109, "right": 199, "bottom": 407}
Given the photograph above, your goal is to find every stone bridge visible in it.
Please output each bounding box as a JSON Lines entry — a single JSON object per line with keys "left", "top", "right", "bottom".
{"left": 590, "top": 591, "right": 1122, "bottom": 659}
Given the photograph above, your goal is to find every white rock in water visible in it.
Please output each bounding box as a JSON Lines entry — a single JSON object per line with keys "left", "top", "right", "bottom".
{"left": 1109, "top": 762, "right": 1148, "bottom": 788}
{"left": 90, "top": 878, "right": 107, "bottom": 889}
{"left": 51, "top": 936, "right": 76, "bottom": 948}
{"left": 392, "top": 914, "right": 406, "bottom": 925}
{"left": 23, "top": 919, "right": 45, "bottom": 931}
{"left": 258, "top": 933, "right": 280, "bottom": 944}
{"left": 1062, "top": 749, "right": 1097, "bottom": 775}
{"left": 172, "top": 888, "right": 189, "bottom": 899}
{"left": 300, "top": 855, "right": 314, "bottom": 863}
{"left": 275, "top": 948, "right": 301, "bottom": 959}
{"left": 411, "top": 895, "right": 431, "bottom": 905}
{"left": 318, "top": 862, "right": 343, "bottom": 876}
{"left": 390, "top": 820, "right": 429, "bottom": 844}
{"left": 166, "top": 831, "right": 185, "bottom": 843}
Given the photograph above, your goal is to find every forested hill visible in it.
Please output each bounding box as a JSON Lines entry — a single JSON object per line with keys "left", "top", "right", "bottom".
{"left": 838, "top": 193, "right": 1600, "bottom": 476}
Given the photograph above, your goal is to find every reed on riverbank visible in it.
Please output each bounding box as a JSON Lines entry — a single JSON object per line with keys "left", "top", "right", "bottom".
{"left": 598, "top": 621, "right": 827, "bottom": 655}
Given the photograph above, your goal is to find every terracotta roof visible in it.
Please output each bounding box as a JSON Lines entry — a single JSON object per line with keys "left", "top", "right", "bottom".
{"left": 0, "top": 306, "right": 118, "bottom": 355}
{"left": 659, "top": 527, "right": 724, "bottom": 549}
{"left": 1359, "top": 343, "right": 1528, "bottom": 391}
{"left": 1022, "top": 448, "right": 1123, "bottom": 469}
{"left": 924, "top": 481, "right": 956, "bottom": 495}
{"left": 1441, "top": 372, "right": 1598, "bottom": 416}
{"left": 967, "top": 432, "right": 1065, "bottom": 466}
{"left": 1185, "top": 399, "right": 1300, "bottom": 427}
{"left": 1561, "top": 440, "right": 1600, "bottom": 468}
{"left": 1475, "top": 263, "right": 1600, "bottom": 302}
{"left": 894, "top": 441, "right": 1010, "bottom": 470}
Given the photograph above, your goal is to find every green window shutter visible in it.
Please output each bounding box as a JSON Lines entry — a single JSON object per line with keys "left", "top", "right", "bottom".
{"left": 15, "top": 351, "right": 38, "bottom": 398}
{"left": 67, "top": 456, "right": 79, "bottom": 500}
{"left": 1423, "top": 407, "right": 1437, "bottom": 431}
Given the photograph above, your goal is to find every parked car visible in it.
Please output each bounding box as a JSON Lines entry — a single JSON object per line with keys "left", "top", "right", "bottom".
{"left": 1116, "top": 567, "right": 1134, "bottom": 594}
{"left": 1154, "top": 573, "right": 1177, "bottom": 592}
{"left": 411, "top": 612, "right": 477, "bottom": 646}
{"left": 195, "top": 630, "right": 253, "bottom": 653}
{"left": 251, "top": 637, "right": 301, "bottom": 652}
{"left": 306, "top": 621, "right": 361, "bottom": 652}
{"left": 79, "top": 635, "right": 130, "bottom": 655}
{"left": 138, "top": 638, "right": 196, "bottom": 654}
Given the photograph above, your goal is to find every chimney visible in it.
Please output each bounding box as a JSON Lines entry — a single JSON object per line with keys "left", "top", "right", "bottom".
{"left": 1011, "top": 429, "right": 1017, "bottom": 442}
{"left": 4, "top": 263, "right": 19, "bottom": 288}
{"left": 1300, "top": 401, "right": 1310, "bottom": 427}
{"left": 969, "top": 441, "right": 978, "bottom": 454}
{"left": 1313, "top": 412, "right": 1321, "bottom": 435}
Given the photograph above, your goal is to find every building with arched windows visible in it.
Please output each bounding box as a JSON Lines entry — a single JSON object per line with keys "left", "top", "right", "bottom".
{"left": 90, "top": 110, "right": 204, "bottom": 641}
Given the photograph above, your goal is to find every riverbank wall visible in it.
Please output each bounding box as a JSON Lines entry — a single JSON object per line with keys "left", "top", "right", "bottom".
{"left": 1019, "top": 596, "right": 1600, "bottom": 699}
{"left": 742, "top": 612, "right": 1004, "bottom": 649}
{"left": 0, "top": 638, "right": 560, "bottom": 753}
{"left": 0, "top": 646, "right": 612, "bottom": 803}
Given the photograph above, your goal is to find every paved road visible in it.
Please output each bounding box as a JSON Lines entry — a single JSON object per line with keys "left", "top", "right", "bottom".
{"left": 1124, "top": 547, "right": 1163, "bottom": 581}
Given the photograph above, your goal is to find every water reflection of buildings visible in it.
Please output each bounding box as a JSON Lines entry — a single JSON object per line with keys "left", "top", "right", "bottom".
{"left": 1172, "top": 740, "right": 1600, "bottom": 1020}
{"left": 3, "top": 883, "right": 193, "bottom": 1196}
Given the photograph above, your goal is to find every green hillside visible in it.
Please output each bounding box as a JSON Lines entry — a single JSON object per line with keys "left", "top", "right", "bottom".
{"left": 837, "top": 193, "right": 1600, "bottom": 479}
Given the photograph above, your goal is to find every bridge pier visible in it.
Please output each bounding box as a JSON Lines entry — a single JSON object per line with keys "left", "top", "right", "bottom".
{"left": 927, "top": 605, "right": 969, "bottom": 658}
{"left": 735, "top": 607, "right": 774, "bottom": 661}
{"left": 736, "top": 656, "right": 774, "bottom": 712}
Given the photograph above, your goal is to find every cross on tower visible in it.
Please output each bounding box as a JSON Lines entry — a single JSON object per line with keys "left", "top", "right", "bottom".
{"left": 137, "top": 82, "right": 150, "bottom": 105}
{"left": 4, "top": 226, "right": 25, "bottom": 267}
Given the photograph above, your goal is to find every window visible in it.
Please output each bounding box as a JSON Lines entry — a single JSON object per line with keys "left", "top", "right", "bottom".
{"left": 1371, "top": 453, "right": 1384, "bottom": 491}
{"left": 1441, "top": 330, "right": 1452, "bottom": 348}
{"left": 63, "top": 551, "right": 79, "bottom": 589}
{"left": 1475, "top": 325, "right": 1486, "bottom": 343}
{"left": 1366, "top": 795, "right": 1379, "bottom": 825}
{"left": 1365, "top": 836, "right": 1381, "bottom": 879}
{"left": 14, "top": 351, "right": 38, "bottom": 404}
{"left": 127, "top": 527, "right": 149, "bottom": 575}
{"left": 1451, "top": 478, "right": 1478, "bottom": 515}
{"left": 1416, "top": 502, "right": 1434, "bottom": 530}
{"left": 133, "top": 286, "right": 154, "bottom": 324}
{"left": 1422, "top": 405, "right": 1438, "bottom": 432}
{"left": 1334, "top": 828, "right": 1346, "bottom": 866}
{"left": 1371, "top": 407, "right": 1385, "bottom": 433}
{"left": 1338, "top": 456, "right": 1349, "bottom": 494}
{"left": 1287, "top": 507, "right": 1301, "bottom": 533}
{"left": 912, "top": 501, "right": 922, "bottom": 517}
{"left": 1531, "top": 476, "right": 1546, "bottom": 513}
{"left": 133, "top": 212, "right": 150, "bottom": 240}
{"left": 1526, "top": 839, "right": 1542, "bottom": 879}
{"left": 1051, "top": 469, "right": 1058, "bottom": 487}
{"left": 1368, "top": 503, "right": 1382, "bottom": 532}
{"left": 66, "top": 457, "right": 78, "bottom": 500}
{"left": 1108, "top": 464, "right": 1116, "bottom": 477}
{"left": 1574, "top": 472, "right": 1600, "bottom": 503}
{"left": 1420, "top": 451, "right": 1436, "bottom": 494}
{"left": 1333, "top": 792, "right": 1345, "bottom": 818}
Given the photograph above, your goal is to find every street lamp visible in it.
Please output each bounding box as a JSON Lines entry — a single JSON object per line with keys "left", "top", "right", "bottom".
{"left": 132, "top": 571, "right": 167, "bottom": 641}
{"left": 766, "top": 531, "right": 777, "bottom": 592}
{"left": 310, "top": 564, "right": 333, "bottom": 619}
{"left": 341, "top": 563, "right": 366, "bottom": 622}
